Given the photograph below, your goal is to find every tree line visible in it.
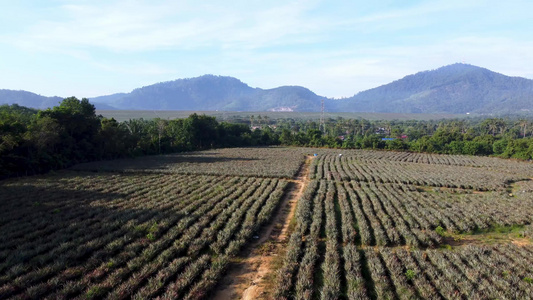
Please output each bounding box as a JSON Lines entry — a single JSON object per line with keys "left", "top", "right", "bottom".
{"left": 0, "top": 98, "right": 277, "bottom": 178}
{"left": 272, "top": 116, "right": 533, "bottom": 160}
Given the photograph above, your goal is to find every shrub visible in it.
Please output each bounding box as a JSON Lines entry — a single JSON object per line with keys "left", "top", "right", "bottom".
{"left": 405, "top": 269, "right": 416, "bottom": 281}
{"left": 435, "top": 226, "right": 446, "bottom": 237}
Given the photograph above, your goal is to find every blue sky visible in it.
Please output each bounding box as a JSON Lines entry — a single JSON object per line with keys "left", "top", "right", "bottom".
{"left": 1, "top": 0, "right": 532, "bottom": 99}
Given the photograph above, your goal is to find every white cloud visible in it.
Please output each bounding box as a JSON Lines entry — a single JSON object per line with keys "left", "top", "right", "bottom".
{"left": 8, "top": 0, "right": 326, "bottom": 53}
{"left": 215, "top": 34, "right": 533, "bottom": 98}
{"left": 91, "top": 61, "right": 175, "bottom": 76}
{"left": 2, "top": 0, "right": 533, "bottom": 99}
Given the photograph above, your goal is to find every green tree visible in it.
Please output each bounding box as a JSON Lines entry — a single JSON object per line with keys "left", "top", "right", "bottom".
{"left": 280, "top": 128, "right": 293, "bottom": 145}
{"left": 306, "top": 129, "right": 323, "bottom": 147}
{"left": 97, "top": 118, "right": 130, "bottom": 158}
{"left": 386, "top": 138, "right": 408, "bottom": 150}
{"left": 38, "top": 97, "right": 100, "bottom": 162}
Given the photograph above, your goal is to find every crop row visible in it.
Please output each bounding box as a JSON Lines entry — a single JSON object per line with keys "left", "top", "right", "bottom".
{"left": 344, "top": 149, "right": 487, "bottom": 166}
{"left": 72, "top": 147, "right": 306, "bottom": 178}
{"left": 303, "top": 179, "right": 533, "bottom": 247}
{"left": 311, "top": 154, "right": 529, "bottom": 191}
{"left": 331, "top": 148, "right": 533, "bottom": 170}
{"left": 274, "top": 180, "right": 370, "bottom": 299}
{"left": 364, "top": 244, "right": 533, "bottom": 299}
{"left": 274, "top": 177, "right": 533, "bottom": 298}
{"left": 0, "top": 171, "right": 288, "bottom": 299}
{"left": 0, "top": 173, "right": 222, "bottom": 258}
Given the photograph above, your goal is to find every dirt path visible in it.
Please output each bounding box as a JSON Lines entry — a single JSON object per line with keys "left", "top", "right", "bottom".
{"left": 211, "top": 156, "right": 313, "bottom": 300}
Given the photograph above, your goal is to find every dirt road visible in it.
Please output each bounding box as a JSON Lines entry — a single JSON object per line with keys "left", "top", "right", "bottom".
{"left": 211, "top": 156, "right": 313, "bottom": 300}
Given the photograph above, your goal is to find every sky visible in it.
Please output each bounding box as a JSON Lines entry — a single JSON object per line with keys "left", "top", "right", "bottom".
{"left": 1, "top": 0, "right": 533, "bottom": 99}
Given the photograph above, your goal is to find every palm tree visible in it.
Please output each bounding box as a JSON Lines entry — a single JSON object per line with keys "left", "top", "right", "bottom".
{"left": 519, "top": 119, "right": 528, "bottom": 138}
{"left": 483, "top": 118, "right": 504, "bottom": 136}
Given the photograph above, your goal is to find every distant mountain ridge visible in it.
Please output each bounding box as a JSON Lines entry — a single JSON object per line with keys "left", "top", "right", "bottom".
{"left": 0, "top": 89, "right": 117, "bottom": 110}
{"left": 333, "top": 63, "right": 533, "bottom": 114}
{"left": 1, "top": 64, "right": 533, "bottom": 114}
{"left": 92, "top": 75, "right": 325, "bottom": 112}
{"left": 0, "top": 90, "right": 63, "bottom": 110}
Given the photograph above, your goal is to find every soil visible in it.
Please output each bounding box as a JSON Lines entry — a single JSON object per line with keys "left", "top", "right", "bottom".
{"left": 511, "top": 238, "right": 532, "bottom": 247}
{"left": 443, "top": 236, "right": 480, "bottom": 247}
{"left": 211, "top": 156, "right": 313, "bottom": 300}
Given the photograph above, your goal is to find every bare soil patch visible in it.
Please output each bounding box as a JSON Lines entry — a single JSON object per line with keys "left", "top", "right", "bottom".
{"left": 211, "top": 156, "right": 313, "bottom": 300}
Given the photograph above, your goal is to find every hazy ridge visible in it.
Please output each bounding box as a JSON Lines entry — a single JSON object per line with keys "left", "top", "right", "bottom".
{"left": 2, "top": 63, "right": 532, "bottom": 114}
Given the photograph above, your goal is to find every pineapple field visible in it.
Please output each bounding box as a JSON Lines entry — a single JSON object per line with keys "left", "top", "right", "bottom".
{"left": 1, "top": 147, "right": 533, "bottom": 299}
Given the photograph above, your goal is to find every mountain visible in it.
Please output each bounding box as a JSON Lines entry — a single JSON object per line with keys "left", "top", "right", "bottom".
{"left": 217, "top": 85, "right": 324, "bottom": 111}
{"left": 0, "top": 90, "right": 63, "bottom": 110}
{"left": 93, "top": 75, "right": 256, "bottom": 110}
{"left": 0, "top": 90, "right": 117, "bottom": 110}
{"left": 92, "top": 75, "right": 324, "bottom": 112}
{"left": 2, "top": 64, "right": 533, "bottom": 114}
{"left": 334, "top": 63, "right": 533, "bottom": 114}
{"left": 93, "top": 103, "right": 118, "bottom": 110}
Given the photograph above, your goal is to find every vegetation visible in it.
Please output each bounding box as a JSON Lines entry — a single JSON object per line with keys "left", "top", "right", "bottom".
{"left": 0, "top": 99, "right": 277, "bottom": 179}
{"left": 1, "top": 145, "right": 533, "bottom": 299}
{"left": 310, "top": 151, "right": 533, "bottom": 191}
{"left": 274, "top": 148, "right": 533, "bottom": 299}
{"left": 98, "top": 110, "right": 533, "bottom": 160}
{"left": 267, "top": 116, "right": 533, "bottom": 161}
{"left": 72, "top": 147, "right": 306, "bottom": 179}
{"left": 3, "top": 98, "right": 533, "bottom": 180}
{"left": 97, "top": 110, "right": 459, "bottom": 123}
{"left": 0, "top": 171, "right": 288, "bottom": 299}
{"left": 2, "top": 99, "right": 533, "bottom": 299}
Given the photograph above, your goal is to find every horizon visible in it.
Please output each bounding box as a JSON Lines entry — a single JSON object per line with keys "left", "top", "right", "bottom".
{"left": 1, "top": 1, "right": 533, "bottom": 98}
{"left": 4, "top": 62, "right": 531, "bottom": 102}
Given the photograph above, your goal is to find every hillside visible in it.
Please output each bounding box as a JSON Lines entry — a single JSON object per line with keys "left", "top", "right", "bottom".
{"left": 92, "top": 75, "right": 325, "bottom": 112}
{"left": 0, "top": 90, "right": 63, "bottom": 110}
{"left": 94, "top": 75, "right": 256, "bottom": 110}
{"left": 0, "top": 90, "right": 116, "bottom": 110}
{"left": 335, "top": 63, "right": 533, "bottom": 114}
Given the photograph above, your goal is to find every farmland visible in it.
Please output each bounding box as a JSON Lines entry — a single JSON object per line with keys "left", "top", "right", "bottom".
{"left": 0, "top": 171, "right": 289, "bottom": 299}
{"left": 274, "top": 150, "right": 533, "bottom": 299}
{"left": 72, "top": 147, "right": 306, "bottom": 179}
{"left": 1, "top": 147, "right": 533, "bottom": 299}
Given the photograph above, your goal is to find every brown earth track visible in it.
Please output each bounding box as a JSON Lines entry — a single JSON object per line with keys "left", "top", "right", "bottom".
{"left": 211, "top": 156, "right": 314, "bottom": 300}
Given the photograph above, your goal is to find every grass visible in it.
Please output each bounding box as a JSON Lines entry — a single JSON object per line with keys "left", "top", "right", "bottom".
{"left": 85, "top": 285, "right": 109, "bottom": 299}
{"left": 435, "top": 226, "right": 446, "bottom": 237}
{"left": 257, "top": 240, "right": 276, "bottom": 256}
{"left": 444, "top": 224, "right": 532, "bottom": 246}
{"left": 262, "top": 248, "right": 285, "bottom": 298}
{"left": 286, "top": 206, "right": 298, "bottom": 234}
{"left": 468, "top": 224, "right": 525, "bottom": 236}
